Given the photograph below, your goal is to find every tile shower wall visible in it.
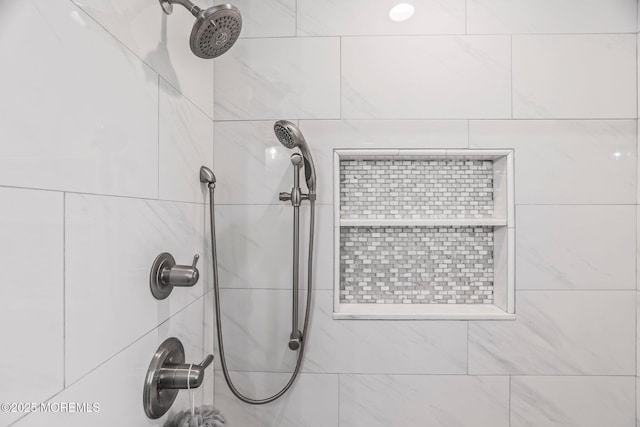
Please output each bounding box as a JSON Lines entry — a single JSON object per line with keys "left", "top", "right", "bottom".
{"left": 212, "top": 1, "right": 639, "bottom": 427}
{"left": 0, "top": 0, "right": 214, "bottom": 426}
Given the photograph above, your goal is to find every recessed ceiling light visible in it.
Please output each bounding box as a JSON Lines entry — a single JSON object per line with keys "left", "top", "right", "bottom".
{"left": 389, "top": 3, "right": 415, "bottom": 22}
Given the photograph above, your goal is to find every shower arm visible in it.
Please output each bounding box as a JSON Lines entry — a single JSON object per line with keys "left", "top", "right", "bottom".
{"left": 159, "top": 0, "right": 201, "bottom": 16}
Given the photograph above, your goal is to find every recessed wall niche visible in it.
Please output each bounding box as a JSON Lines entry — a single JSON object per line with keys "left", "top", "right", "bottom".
{"left": 333, "top": 149, "right": 515, "bottom": 320}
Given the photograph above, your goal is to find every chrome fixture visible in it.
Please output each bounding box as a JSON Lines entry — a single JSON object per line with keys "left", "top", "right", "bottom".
{"left": 149, "top": 253, "right": 200, "bottom": 300}
{"left": 200, "top": 120, "right": 316, "bottom": 405}
{"left": 274, "top": 120, "right": 317, "bottom": 198}
{"left": 159, "top": 0, "right": 242, "bottom": 59}
{"left": 279, "top": 153, "right": 307, "bottom": 351}
{"left": 144, "top": 337, "right": 213, "bottom": 419}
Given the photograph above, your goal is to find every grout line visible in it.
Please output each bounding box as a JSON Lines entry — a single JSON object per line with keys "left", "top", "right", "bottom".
{"left": 62, "top": 192, "right": 67, "bottom": 389}
{"left": 510, "top": 35, "right": 514, "bottom": 119}
{"left": 339, "top": 36, "right": 342, "bottom": 120}
{"left": 214, "top": 369, "right": 637, "bottom": 378}
{"left": 157, "top": 74, "right": 161, "bottom": 201}
{"left": 508, "top": 376, "right": 512, "bottom": 426}
{"left": 212, "top": 117, "right": 638, "bottom": 123}
{"left": 337, "top": 373, "right": 341, "bottom": 427}
{"left": 0, "top": 184, "right": 208, "bottom": 206}
{"left": 466, "top": 320, "right": 470, "bottom": 375}
{"left": 464, "top": 0, "right": 467, "bottom": 35}
{"left": 233, "top": 32, "right": 638, "bottom": 39}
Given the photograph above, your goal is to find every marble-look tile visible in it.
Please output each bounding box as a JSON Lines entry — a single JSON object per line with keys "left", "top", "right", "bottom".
{"left": 71, "top": 0, "right": 214, "bottom": 117}
{"left": 159, "top": 79, "right": 214, "bottom": 204}
{"left": 213, "top": 120, "right": 295, "bottom": 204}
{"left": 12, "top": 330, "right": 159, "bottom": 427}
{"left": 299, "top": 120, "right": 469, "bottom": 149}
{"left": 0, "top": 0, "right": 158, "bottom": 198}
{"left": 511, "top": 376, "right": 636, "bottom": 427}
{"left": 214, "top": 38, "right": 340, "bottom": 120}
{"left": 213, "top": 290, "right": 467, "bottom": 374}
{"left": 213, "top": 204, "right": 332, "bottom": 290}
{"left": 214, "top": 372, "right": 338, "bottom": 426}
{"left": 214, "top": 120, "right": 468, "bottom": 206}
{"left": 300, "top": 120, "right": 469, "bottom": 204}
{"left": 217, "top": 0, "right": 295, "bottom": 38}
{"left": 469, "top": 291, "right": 636, "bottom": 375}
{"left": 0, "top": 188, "right": 63, "bottom": 427}
{"left": 637, "top": 293, "right": 640, "bottom": 375}
{"left": 513, "top": 35, "right": 636, "bottom": 119}
{"left": 469, "top": 120, "right": 637, "bottom": 204}
{"left": 158, "top": 296, "right": 208, "bottom": 426}
{"left": 467, "top": 0, "right": 637, "bottom": 34}
{"left": 637, "top": 377, "right": 640, "bottom": 427}
{"left": 297, "top": 0, "right": 465, "bottom": 36}
{"left": 342, "top": 36, "right": 511, "bottom": 119}
{"left": 517, "top": 205, "right": 636, "bottom": 290}
{"left": 65, "top": 194, "right": 206, "bottom": 384}
{"left": 339, "top": 375, "right": 509, "bottom": 427}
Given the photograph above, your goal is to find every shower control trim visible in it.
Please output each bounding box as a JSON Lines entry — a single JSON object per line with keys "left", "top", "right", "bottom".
{"left": 144, "top": 337, "right": 214, "bottom": 419}
{"left": 149, "top": 253, "right": 200, "bottom": 300}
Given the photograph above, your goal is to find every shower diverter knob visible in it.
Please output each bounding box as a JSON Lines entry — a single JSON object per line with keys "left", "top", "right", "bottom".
{"left": 149, "top": 253, "right": 200, "bottom": 300}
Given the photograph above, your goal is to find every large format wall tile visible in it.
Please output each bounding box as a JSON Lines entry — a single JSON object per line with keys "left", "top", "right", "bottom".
{"left": 159, "top": 79, "right": 214, "bottom": 204}
{"left": 298, "top": 0, "right": 465, "bottom": 36}
{"left": 512, "top": 35, "right": 636, "bottom": 119}
{"left": 467, "top": 0, "right": 637, "bottom": 34}
{"left": 0, "top": 188, "right": 64, "bottom": 427}
{"left": 469, "top": 120, "right": 636, "bottom": 204}
{"left": 469, "top": 291, "right": 635, "bottom": 375}
{"left": 65, "top": 194, "right": 206, "bottom": 384}
{"left": 214, "top": 38, "right": 340, "bottom": 120}
{"left": 339, "top": 375, "right": 509, "bottom": 427}
{"left": 299, "top": 120, "right": 469, "bottom": 149}
{"left": 341, "top": 36, "right": 511, "bottom": 119}
{"left": 511, "top": 376, "right": 635, "bottom": 427}
{"left": 71, "top": 0, "right": 214, "bottom": 117}
{"left": 215, "top": 372, "right": 338, "bottom": 427}
{"left": 213, "top": 121, "right": 295, "bottom": 204}
{"left": 13, "top": 330, "right": 159, "bottom": 427}
{"left": 214, "top": 120, "right": 468, "bottom": 205}
{"left": 213, "top": 290, "right": 467, "bottom": 374}
{"left": 214, "top": 204, "right": 332, "bottom": 290}
{"left": 516, "top": 205, "right": 636, "bottom": 290}
{"left": 299, "top": 120, "right": 469, "bottom": 204}
{"left": 0, "top": 0, "right": 158, "bottom": 198}
{"left": 216, "top": 0, "right": 296, "bottom": 38}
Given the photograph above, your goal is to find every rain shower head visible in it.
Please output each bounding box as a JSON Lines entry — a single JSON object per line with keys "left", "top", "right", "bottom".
{"left": 160, "top": 0, "right": 242, "bottom": 59}
{"left": 274, "top": 120, "right": 316, "bottom": 194}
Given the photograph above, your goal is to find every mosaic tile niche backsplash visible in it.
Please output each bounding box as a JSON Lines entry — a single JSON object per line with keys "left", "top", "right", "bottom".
{"left": 339, "top": 159, "right": 496, "bottom": 305}
{"left": 340, "top": 159, "right": 494, "bottom": 220}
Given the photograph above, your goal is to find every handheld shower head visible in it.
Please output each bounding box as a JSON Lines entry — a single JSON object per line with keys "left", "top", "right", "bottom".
{"left": 274, "top": 121, "right": 316, "bottom": 194}
{"left": 160, "top": 1, "right": 242, "bottom": 59}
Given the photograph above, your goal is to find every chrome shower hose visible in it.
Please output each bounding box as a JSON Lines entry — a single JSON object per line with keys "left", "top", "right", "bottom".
{"left": 207, "top": 185, "right": 315, "bottom": 405}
